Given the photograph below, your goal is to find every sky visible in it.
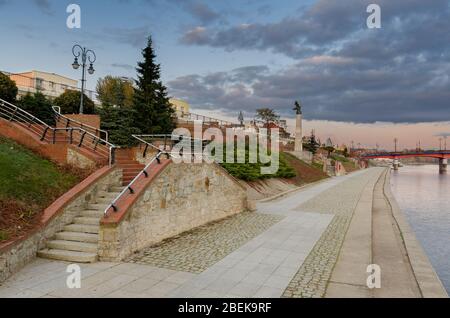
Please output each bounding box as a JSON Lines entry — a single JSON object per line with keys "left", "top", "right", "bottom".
{"left": 0, "top": 0, "right": 450, "bottom": 150}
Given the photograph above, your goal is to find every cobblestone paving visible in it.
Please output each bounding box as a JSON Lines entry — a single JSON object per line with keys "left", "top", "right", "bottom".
{"left": 125, "top": 212, "right": 283, "bottom": 273}
{"left": 283, "top": 169, "right": 382, "bottom": 298}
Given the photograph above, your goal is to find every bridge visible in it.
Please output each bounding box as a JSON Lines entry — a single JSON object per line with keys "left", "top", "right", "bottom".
{"left": 362, "top": 150, "right": 450, "bottom": 172}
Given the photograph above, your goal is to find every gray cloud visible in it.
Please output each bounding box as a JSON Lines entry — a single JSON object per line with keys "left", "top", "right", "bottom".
{"left": 33, "top": 0, "right": 53, "bottom": 15}
{"left": 172, "top": 0, "right": 450, "bottom": 123}
{"left": 111, "top": 63, "right": 135, "bottom": 71}
{"left": 185, "top": 2, "right": 220, "bottom": 25}
{"left": 168, "top": 56, "right": 450, "bottom": 123}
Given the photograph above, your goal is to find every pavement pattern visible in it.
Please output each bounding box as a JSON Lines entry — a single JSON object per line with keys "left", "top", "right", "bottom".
{"left": 0, "top": 168, "right": 381, "bottom": 298}
{"left": 283, "top": 168, "right": 382, "bottom": 298}
{"left": 125, "top": 212, "right": 283, "bottom": 273}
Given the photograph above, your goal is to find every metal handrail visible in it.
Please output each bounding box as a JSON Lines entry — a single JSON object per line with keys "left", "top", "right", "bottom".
{"left": 179, "top": 112, "right": 237, "bottom": 127}
{"left": 52, "top": 106, "right": 109, "bottom": 141}
{"left": 0, "top": 98, "right": 116, "bottom": 166}
{"left": 104, "top": 134, "right": 215, "bottom": 217}
{"left": 104, "top": 151, "right": 166, "bottom": 216}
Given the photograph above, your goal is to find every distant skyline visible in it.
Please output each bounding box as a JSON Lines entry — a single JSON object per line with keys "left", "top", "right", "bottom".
{"left": 0, "top": 0, "right": 449, "bottom": 149}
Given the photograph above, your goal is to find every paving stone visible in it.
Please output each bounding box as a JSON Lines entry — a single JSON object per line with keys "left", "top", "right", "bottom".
{"left": 125, "top": 212, "right": 282, "bottom": 273}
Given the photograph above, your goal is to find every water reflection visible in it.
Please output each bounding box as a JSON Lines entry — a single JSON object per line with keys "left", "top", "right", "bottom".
{"left": 390, "top": 165, "right": 450, "bottom": 293}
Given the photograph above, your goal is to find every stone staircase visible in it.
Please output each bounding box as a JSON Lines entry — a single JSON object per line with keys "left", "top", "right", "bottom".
{"left": 115, "top": 150, "right": 145, "bottom": 186}
{"left": 37, "top": 187, "right": 123, "bottom": 263}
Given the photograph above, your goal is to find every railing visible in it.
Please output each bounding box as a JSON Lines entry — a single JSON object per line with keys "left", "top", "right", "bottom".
{"left": 52, "top": 106, "right": 108, "bottom": 141}
{"left": 133, "top": 134, "right": 211, "bottom": 158}
{"left": 104, "top": 151, "right": 168, "bottom": 216}
{"left": 0, "top": 98, "right": 116, "bottom": 166}
{"left": 104, "top": 134, "right": 212, "bottom": 216}
{"left": 178, "top": 112, "right": 237, "bottom": 127}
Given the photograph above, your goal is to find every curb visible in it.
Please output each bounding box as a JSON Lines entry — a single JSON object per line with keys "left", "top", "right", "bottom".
{"left": 383, "top": 170, "right": 448, "bottom": 298}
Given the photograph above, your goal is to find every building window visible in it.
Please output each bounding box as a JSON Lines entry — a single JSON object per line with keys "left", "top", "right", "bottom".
{"left": 35, "top": 78, "right": 44, "bottom": 91}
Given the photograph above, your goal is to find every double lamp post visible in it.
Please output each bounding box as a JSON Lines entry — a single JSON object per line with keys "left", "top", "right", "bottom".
{"left": 71, "top": 44, "right": 96, "bottom": 114}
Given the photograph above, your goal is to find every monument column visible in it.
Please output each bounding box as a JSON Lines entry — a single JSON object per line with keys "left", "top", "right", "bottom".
{"left": 295, "top": 113, "right": 303, "bottom": 152}
{"left": 294, "top": 100, "right": 303, "bottom": 153}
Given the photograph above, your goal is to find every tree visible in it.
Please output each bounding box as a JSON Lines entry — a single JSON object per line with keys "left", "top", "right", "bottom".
{"left": 97, "top": 105, "right": 141, "bottom": 146}
{"left": 18, "top": 92, "right": 55, "bottom": 125}
{"left": 132, "top": 36, "right": 175, "bottom": 134}
{"left": 256, "top": 108, "right": 279, "bottom": 127}
{"left": 0, "top": 73, "right": 18, "bottom": 103}
{"left": 238, "top": 111, "right": 244, "bottom": 126}
{"left": 304, "top": 130, "right": 320, "bottom": 155}
{"left": 96, "top": 76, "right": 134, "bottom": 108}
{"left": 53, "top": 90, "right": 95, "bottom": 114}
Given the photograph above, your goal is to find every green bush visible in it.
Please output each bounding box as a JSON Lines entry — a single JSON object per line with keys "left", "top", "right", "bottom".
{"left": 0, "top": 72, "right": 18, "bottom": 103}
{"left": 219, "top": 147, "right": 296, "bottom": 181}
{"left": 54, "top": 90, "right": 95, "bottom": 114}
{"left": 18, "top": 92, "right": 55, "bottom": 125}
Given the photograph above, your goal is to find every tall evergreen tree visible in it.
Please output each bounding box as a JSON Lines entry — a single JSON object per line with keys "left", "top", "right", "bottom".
{"left": 133, "top": 36, "right": 175, "bottom": 134}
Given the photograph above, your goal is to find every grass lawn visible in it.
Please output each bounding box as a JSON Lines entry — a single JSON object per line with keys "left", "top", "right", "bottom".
{"left": 0, "top": 137, "right": 88, "bottom": 242}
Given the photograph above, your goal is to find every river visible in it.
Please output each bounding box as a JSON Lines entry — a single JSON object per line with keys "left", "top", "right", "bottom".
{"left": 390, "top": 165, "right": 450, "bottom": 294}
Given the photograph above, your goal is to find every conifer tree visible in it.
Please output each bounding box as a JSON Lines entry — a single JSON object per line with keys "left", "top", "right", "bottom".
{"left": 133, "top": 36, "right": 175, "bottom": 134}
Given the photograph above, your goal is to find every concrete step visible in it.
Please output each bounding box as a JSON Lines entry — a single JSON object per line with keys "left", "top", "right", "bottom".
{"left": 38, "top": 249, "right": 97, "bottom": 263}
{"left": 97, "top": 198, "right": 115, "bottom": 205}
{"left": 64, "top": 224, "right": 99, "bottom": 234}
{"left": 97, "top": 191, "right": 120, "bottom": 198}
{"left": 88, "top": 203, "right": 108, "bottom": 210}
{"left": 80, "top": 210, "right": 104, "bottom": 218}
{"left": 55, "top": 231, "right": 98, "bottom": 243}
{"left": 47, "top": 240, "right": 98, "bottom": 253}
{"left": 74, "top": 217, "right": 100, "bottom": 226}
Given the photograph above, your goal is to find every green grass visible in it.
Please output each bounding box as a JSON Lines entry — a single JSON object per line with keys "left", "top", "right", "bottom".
{"left": 220, "top": 149, "right": 296, "bottom": 181}
{"left": 0, "top": 136, "right": 83, "bottom": 242}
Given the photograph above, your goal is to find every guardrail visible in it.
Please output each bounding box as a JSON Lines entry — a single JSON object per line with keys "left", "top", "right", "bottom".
{"left": 0, "top": 98, "right": 116, "bottom": 166}
{"left": 104, "top": 134, "right": 212, "bottom": 216}
{"left": 178, "top": 112, "right": 237, "bottom": 127}
{"left": 52, "top": 106, "right": 109, "bottom": 141}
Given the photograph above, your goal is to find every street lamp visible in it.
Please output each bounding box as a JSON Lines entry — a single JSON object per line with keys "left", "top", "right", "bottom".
{"left": 72, "top": 44, "right": 96, "bottom": 114}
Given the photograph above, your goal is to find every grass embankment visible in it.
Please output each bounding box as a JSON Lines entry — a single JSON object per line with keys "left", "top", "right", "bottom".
{"left": 221, "top": 151, "right": 296, "bottom": 181}
{"left": 219, "top": 145, "right": 328, "bottom": 184}
{"left": 0, "top": 137, "right": 90, "bottom": 243}
{"left": 330, "top": 154, "right": 359, "bottom": 173}
{"left": 282, "top": 152, "right": 329, "bottom": 186}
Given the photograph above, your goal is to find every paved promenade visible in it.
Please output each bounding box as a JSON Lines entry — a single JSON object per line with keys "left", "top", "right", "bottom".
{"left": 0, "top": 168, "right": 388, "bottom": 298}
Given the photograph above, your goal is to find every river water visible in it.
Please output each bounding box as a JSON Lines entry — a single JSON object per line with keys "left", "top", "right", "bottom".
{"left": 390, "top": 165, "right": 450, "bottom": 294}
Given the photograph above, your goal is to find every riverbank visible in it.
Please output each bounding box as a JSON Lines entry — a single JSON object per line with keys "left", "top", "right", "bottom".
{"left": 326, "top": 168, "right": 447, "bottom": 298}
{"left": 0, "top": 168, "right": 446, "bottom": 298}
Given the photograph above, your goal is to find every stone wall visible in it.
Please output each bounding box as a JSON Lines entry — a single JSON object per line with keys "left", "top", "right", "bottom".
{"left": 67, "top": 147, "right": 97, "bottom": 169}
{"left": 98, "top": 162, "right": 248, "bottom": 261}
{"left": 0, "top": 168, "right": 122, "bottom": 284}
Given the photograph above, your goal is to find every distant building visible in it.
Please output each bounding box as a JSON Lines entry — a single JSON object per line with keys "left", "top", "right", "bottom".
{"left": 8, "top": 70, "right": 78, "bottom": 100}
{"left": 325, "top": 137, "right": 334, "bottom": 148}
{"left": 169, "top": 98, "right": 190, "bottom": 117}
{"left": 278, "top": 119, "right": 288, "bottom": 130}
{"left": 3, "top": 70, "right": 99, "bottom": 104}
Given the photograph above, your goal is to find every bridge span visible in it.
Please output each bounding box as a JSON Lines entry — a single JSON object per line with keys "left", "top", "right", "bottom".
{"left": 361, "top": 151, "right": 450, "bottom": 172}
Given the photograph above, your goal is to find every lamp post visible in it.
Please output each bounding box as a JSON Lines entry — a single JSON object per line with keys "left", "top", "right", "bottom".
{"left": 72, "top": 44, "right": 96, "bottom": 114}
{"left": 394, "top": 138, "right": 398, "bottom": 152}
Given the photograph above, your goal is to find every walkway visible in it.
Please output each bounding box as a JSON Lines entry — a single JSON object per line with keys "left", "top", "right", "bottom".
{"left": 0, "top": 168, "right": 384, "bottom": 298}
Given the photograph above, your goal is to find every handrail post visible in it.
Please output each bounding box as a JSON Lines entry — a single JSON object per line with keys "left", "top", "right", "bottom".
{"left": 78, "top": 131, "right": 87, "bottom": 147}
{"left": 52, "top": 129, "right": 56, "bottom": 144}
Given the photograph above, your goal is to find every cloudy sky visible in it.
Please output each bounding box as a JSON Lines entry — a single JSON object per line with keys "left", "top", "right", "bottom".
{"left": 0, "top": 0, "right": 449, "bottom": 149}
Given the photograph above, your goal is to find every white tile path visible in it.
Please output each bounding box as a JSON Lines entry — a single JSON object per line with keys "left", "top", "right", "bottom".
{"left": 0, "top": 169, "right": 375, "bottom": 298}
